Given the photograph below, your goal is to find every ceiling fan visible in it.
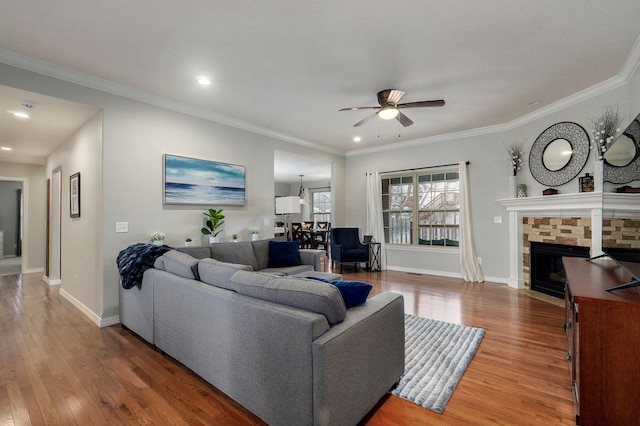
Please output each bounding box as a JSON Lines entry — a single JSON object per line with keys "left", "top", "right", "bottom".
{"left": 339, "top": 89, "right": 445, "bottom": 127}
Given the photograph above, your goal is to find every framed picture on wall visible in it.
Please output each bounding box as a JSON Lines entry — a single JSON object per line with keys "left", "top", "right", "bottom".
{"left": 163, "top": 154, "right": 246, "bottom": 206}
{"left": 70, "top": 172, "right": 81, "bottom": 218}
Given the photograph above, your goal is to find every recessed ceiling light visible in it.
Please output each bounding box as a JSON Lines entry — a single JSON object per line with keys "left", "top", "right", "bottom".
{"left": 12, "top": 111, "right": 29, "bottom": 118}
{"left": 196, "top": 76, "right": 211, "bottom": 86}
{"left": 353, "top": 136, "right": 361, "bottom": 142}
{"left": 1, "top": 147, "right": 12, "bottom": 151}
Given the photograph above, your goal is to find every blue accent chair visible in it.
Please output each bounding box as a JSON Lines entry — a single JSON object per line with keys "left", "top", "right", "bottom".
{"left": 330, "top": 227, "right": 370, "bottom": 273}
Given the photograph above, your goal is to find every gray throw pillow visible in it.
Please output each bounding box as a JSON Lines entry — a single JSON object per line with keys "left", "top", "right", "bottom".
{"left": 230, "top": 270, "right": 347, "bottom": 324}
{"left": 156, "top": 250, "right": 200, "bottom": 280}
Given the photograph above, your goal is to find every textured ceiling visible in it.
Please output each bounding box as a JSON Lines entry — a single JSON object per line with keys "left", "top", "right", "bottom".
{"left": 1, "top": 1, "right": 640, "bottom": 170}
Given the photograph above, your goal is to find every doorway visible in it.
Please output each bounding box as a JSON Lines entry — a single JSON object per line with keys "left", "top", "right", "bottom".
{"left": 0, "top": 180, "right": 24, "bottom": 276}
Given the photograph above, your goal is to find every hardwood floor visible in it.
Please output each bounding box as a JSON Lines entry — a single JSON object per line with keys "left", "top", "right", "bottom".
{"left": 0, "top": 270, "right": 575, "bottom": 425}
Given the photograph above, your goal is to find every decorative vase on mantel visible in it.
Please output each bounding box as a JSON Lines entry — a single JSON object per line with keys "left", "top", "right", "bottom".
{"left": 509, "top": 175, "right": 518, "bottom": 198}
{"left": 517, "top": 184, "right": 527, "bottom": 198}
{"left": 251, "top": 233, "right": 260, "bottom": 241}
{"left": 593, "top": 159, "right": 604, "bottom": 192}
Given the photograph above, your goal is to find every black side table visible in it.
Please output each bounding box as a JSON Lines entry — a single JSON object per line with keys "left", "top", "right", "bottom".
{"left": 366, "top": 242, "right": 381, "bottom": 272}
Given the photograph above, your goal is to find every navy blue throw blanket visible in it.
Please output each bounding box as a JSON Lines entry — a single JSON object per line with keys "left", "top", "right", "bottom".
{"left": 117, "top": 243, "right": 172, "bottom": 289}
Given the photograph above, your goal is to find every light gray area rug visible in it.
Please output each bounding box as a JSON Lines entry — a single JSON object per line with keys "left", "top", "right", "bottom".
{"left": 391, "top": 314, "right": 485, "bottom": 414}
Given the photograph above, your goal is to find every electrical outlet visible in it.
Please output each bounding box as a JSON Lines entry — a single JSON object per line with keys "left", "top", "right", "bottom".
{"left": 116, "top": 222, "right": 129, "bottom": 233}
{"left": 493, "top": 216, "right": 502, "bottom": 224}
{"left": 477, "top": 257, "right": 482, "bottom": 264}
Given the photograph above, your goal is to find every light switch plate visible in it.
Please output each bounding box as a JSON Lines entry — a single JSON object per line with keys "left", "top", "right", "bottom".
{"left": 116, "top": 222, "right": 129, "bottom": 233}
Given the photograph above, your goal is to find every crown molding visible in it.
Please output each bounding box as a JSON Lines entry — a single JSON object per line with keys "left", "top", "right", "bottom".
{"left": 0, "top": 48, "right": 345, "bottom": 157}
{"left": 347, "top": 75, "right": 628, "bottom": 158}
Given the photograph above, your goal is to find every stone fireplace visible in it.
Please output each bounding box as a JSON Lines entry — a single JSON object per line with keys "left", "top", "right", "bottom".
{"left": 498, "top": 193, "right": 637, "bottom": 290}
{"left": 522, "top": 217, "right": 591, "bottom": 289}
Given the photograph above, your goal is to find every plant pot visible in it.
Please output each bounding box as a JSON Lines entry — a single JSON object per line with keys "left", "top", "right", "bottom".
{"left": 251, "top": 234, "right": 260, "bottom": 241}
{"left": 184, "top": 241, "right": 192, "bottom": 247}
{"left": 152, "top": 240, "right": 164, "bottom": 246}
{"left": 209, "top": 236, "right": 219, "bottom": 244}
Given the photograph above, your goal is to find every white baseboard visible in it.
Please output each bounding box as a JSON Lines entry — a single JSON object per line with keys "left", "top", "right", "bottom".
{"left": 25, "top": 267, "right": 44, "bottom": 274}
{"left": 387, "top": 266, "right": 508, "bottom": 285}
{"left": 42, "top": 275, "right": 61, "bottom": 285}
{"left": 59, "top": 288, "right": 119, "bottom": 328}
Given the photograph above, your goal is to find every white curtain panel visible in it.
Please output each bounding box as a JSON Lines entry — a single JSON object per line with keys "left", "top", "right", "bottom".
{"left": 365, "top": 172, "right": 386, "bottom": 270}
{"left": 459, "top": 161, "right": 484, "bottom": 282}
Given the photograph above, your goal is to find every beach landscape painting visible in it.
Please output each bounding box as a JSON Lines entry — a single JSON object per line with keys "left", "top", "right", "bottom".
{"left": 163, "top": 154, "right": 246, "bottom": 205}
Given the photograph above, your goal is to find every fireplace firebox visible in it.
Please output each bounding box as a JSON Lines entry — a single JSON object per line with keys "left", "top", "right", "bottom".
{"left": 530, "top": 242, "right": 590, "bottom": 298}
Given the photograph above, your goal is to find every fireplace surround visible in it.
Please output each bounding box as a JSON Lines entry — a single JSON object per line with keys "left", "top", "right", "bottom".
{"left": 498, "top": 192, "right": 637, "bottom": 290}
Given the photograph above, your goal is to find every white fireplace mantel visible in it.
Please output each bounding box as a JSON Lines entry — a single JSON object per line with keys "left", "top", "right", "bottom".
{"left": 497, "top": 192, "right": 639, "bottom": 289}
{"left": 497, "top": 192, "right": 602, "bottom": 289}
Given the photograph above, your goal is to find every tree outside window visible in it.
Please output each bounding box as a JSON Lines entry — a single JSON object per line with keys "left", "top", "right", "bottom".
{"left": 382, "top": 170, "right": 459, "bottom": 246}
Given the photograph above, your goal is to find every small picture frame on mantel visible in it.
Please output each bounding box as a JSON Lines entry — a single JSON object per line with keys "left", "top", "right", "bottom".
{"left": 70, "top": 172, "right": 81, "bottom": 218}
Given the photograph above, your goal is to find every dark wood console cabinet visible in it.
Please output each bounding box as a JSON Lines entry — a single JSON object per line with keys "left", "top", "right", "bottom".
{"left": 563, "top": 257, "right": 640, "bottom": 425}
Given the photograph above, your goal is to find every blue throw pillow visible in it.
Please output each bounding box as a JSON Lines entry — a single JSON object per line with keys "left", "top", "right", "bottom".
{"left": 268, "top": 240, "right": 301, "bottom": 268}
{"left": 306, "top": 277, "right": 372, "bottom": 308}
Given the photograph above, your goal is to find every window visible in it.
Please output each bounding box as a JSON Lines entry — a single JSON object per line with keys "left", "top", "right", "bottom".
{"left": 312, "top": 190, "right": 331, "bottom": 223}
{"left": 382, "top": 169, "right": 459, "bottom": 247}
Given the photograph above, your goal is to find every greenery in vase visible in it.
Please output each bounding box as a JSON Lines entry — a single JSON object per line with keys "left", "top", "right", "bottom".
{"left": 249, "top": 226, "right": 260, "bottom": 235}
{"left": 150, "top": 231, "right": 165, "bottom": 242}
{"left": 505, "top": 142, "right": 525, "bottom": 176}
{"left": 590, "top": 105, "right": 621, "bottom": 160}
{"left": 201, "top": 208, "right": 225, "bottom": 237}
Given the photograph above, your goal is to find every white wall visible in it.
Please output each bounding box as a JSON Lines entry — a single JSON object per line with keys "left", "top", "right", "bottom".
{"left": 345, "top": 71, "right": 640, "bottom": 282}
{"left": 46, "top": 112, "right": 103, "bottom": 322}
{"left": 0, "top": 62, "right": 346, "bottom": 325}
{"left": 0, "top": 161, "right": 45, "bottom": 272}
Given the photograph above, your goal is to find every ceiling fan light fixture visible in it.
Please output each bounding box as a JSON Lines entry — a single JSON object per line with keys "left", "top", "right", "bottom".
{"left": 378, "top": 106, "right": 399, "bottom": 120}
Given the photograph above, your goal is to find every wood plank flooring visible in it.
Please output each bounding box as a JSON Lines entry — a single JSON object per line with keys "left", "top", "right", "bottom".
{"left": 0, "top": 269, "right": 575, "bottom": 425}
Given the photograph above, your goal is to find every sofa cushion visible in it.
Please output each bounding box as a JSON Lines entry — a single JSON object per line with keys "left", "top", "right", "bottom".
{"left": 177, "top": 245, "right": 212, "bottom": 259}
{"left": 251, "top": 238, "right": 272, "bottom": 270}
{"left": 230, "top": 270, "right": 347, "bottom": 324}
{"left": 268, "top": 240, "right": 301, "bottom": 268}
{"left": 306, "top": 277, "right": 372, "bottom": 308}
{"left": 210, "top": 241, "right": 259, "bottom": 271}
{"left": 260, "top": 264, "right": 314, "bottom": 276}
{"left": 198, "top": 258, "right": 254, "bottom": 291}
{"left": 154, "top": 250, "right": 200, "bottom": 280}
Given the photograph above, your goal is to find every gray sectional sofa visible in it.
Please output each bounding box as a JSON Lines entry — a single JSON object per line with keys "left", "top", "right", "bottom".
{"left": 118, "top": 239, "right": 405, "bottom": 426}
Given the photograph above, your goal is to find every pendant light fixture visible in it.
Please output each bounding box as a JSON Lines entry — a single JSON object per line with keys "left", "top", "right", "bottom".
{"left": 298, "top": 175, "right": 310, "bottom": 204}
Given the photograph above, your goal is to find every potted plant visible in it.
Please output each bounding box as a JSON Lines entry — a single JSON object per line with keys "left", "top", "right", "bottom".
{"left": 249, "top": 226, "right": 260, "bottom": 241}
{"left": 184, "top": 238, "right": 193, "bottom": 247}
{"left": 150, "top": 232, "right": 165, "bottom": 246}
{"left": 232, "top": 234, "right": 239, "bottom": 242}
{"left": 201, "top": 208, "right": 225, "bottom": 243}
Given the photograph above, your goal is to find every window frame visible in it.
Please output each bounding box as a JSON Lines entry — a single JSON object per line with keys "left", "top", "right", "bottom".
{"left": 381, "top": 167, "right": 460, "bottom": 248}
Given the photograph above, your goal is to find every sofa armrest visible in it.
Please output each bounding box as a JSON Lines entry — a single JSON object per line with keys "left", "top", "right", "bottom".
{"left": 311, "top": 292, "right": 405, "bottom": 426}
{"left": 300, "top": 249, "right": 326, "bottom": 271}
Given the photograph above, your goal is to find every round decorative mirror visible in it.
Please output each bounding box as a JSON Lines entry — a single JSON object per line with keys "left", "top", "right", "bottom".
{"left": 542, "top": 138, "right": 573, "bottom": 171}
{"left": 604, "top": 133, "right": 637, "bottom": 167}
{"left": 529, "top": 122, "right": 590, "bottom": 187}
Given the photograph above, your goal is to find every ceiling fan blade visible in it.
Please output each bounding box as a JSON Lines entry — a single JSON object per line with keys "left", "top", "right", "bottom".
{"left": 396, "top": 111, "right": 414, "bottom": 127}
{"left": 339, "top": 106, "right": 380, "bottom": 111}
{"left": 398, "top": 99, "right": 445, "bottom": 108}
{"left": 386, "top": 90, "right": 406, "bottom": 105}
{"left": 353, "top": 112, "right": 379, "bottom": 127}
{"left": 377, "top": 89, "right": 405, "bottom": 106}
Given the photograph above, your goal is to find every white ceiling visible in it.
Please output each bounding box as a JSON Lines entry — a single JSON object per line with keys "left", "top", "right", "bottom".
{"left": 1, "top": 1, "right": 640, "bottom": 177}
